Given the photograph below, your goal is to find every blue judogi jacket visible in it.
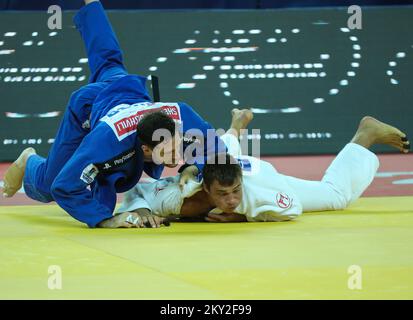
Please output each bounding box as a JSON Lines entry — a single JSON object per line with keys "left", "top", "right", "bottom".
{"left": 50, "top": 2, "right": 226, "bottom": 227}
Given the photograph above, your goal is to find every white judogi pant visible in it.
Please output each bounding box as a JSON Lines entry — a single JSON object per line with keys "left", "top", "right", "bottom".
{"left": 281, "top": 143, "right": 379, "bottom": 212}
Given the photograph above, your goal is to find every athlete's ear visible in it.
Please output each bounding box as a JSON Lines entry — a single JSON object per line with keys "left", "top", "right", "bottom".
{"left": 141, "top": 144, "right": 153, "bottom": 157}
{"left": 202, "top": 182, "right": 209, "bottom": 193}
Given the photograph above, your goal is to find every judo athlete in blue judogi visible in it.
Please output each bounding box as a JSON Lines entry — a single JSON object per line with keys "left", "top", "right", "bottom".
{"left": 2, "top": 0, "right": 226, "bottom": 228}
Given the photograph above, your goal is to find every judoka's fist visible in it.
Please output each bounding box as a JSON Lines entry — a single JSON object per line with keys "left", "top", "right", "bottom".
{"left": 179, "top": 165, "right": 199, "bottom": 190}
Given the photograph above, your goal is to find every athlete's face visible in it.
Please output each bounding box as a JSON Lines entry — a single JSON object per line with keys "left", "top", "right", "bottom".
{"left": 204, "top": 178, "right": 243, "bottom": 213}
{"left": 150, "top": 135, "right": 183, "bottom": 168}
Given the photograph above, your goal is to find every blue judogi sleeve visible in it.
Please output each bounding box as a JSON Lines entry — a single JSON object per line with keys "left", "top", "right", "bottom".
{"left": 179, "top": 103, "right": 227, "bottom": 174}
{"left": 50, "top": 124, "right": 131, "bottom": 228}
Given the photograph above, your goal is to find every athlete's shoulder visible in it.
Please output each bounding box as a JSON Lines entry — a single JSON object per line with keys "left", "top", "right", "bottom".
{"left": 236, "top": 155, "right": 273, "bottom": 177}
{"left": 176, "top": 102, "right": 211, "bottom": 129}
{"left": 177, "top": 102, "right": 196, "bottom": 114}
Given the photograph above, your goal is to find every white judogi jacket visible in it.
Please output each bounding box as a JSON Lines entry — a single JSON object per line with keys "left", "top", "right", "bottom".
{"left": 117, "top": 133, "right": 303, "bottom": 221}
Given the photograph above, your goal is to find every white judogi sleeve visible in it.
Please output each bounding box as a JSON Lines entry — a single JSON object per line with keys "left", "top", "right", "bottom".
{"left": 116, "top": 183, "right": 152, "bottom": 213}
{"left": 117, "top": 177, "right": 183, "bottom": 217}
{"left": 117, "top": 176, "right": 202, "bottom": 217}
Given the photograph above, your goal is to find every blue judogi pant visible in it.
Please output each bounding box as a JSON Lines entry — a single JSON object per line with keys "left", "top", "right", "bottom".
{"left": 24, "top": 2, "right": 127, "bottom": 203}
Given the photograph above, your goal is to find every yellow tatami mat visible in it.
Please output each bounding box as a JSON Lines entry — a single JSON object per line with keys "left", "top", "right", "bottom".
{"left": 0, "top": 196, "right": 412, "bottom": 299}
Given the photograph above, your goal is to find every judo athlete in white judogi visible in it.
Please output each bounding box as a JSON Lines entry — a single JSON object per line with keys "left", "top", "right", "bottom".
{"left": 117, "top": 110, "right": 409, "bottom": 226}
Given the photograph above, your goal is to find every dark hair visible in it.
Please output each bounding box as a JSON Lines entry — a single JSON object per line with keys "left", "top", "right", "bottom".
{"left": 137, "top": 111, "right": 176, "bottom": 149}
{"left": 202, "top": 153, "right": 242, "bottom": 189}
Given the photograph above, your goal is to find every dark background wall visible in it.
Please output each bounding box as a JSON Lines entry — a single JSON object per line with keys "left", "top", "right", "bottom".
{"left": 0, "top": 0, "right": 412, "bottom": 10}
{"left": 0, "top": 4, "right": 412, "bottom": 161}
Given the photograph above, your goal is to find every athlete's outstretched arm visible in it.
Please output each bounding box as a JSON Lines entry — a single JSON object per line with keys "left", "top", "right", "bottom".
{"left": 100, "top": 209, "right": 167, "bottom": 228}
{"left": 74, "top": 0, "right": 127, "bottom": 83}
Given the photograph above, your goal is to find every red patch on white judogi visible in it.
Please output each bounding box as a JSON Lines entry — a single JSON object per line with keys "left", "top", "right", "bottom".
{"left": 276, "top": 192, "right": 292, "bottom": 209}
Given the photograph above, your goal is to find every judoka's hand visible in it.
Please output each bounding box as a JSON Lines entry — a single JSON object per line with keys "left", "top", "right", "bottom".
{"left": 98, "top": 211, "right": 167, "bottom": 228}
{"left": 205, "top": 212, "right": 247, "bottom": 223}
{"left": 133, "top": 210, "right": 167, "bottom": 228}
{"left": 179, "top": 165, "right": 199, "bottom": 190}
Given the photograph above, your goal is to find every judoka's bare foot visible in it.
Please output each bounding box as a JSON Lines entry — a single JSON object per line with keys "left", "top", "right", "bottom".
{"left": 2, "top": 147, "right": 36, "bottom": 198}
{"left": 351, "top": 116, "right": 410, "bottom": 153}
{"left": 228, "top": 108, "right": 254, "bottom": 137}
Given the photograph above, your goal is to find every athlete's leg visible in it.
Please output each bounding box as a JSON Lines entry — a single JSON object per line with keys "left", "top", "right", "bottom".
{"left": 282, "top": 143, "right": 379, "bottom": 212}
{"left": 2, "top": 148, "right": 36, "bottom": 198}
{"left": 220, "top": 108, "right": 253, "bottom": 157}
{"left": 283, "top": 116, "right": 409, "bottom": 212}
{"left": 74, "top": 1, "right": 128, "bottom": 84}
{"left": 349, "top": 116, "right": 409, "bottom": 152}
{"left": 226, "top": 108, "right": 254, "bottom": 139}
{"left": 3, "top": 81, "right": 106, "bottom": 200}
{"left": 2, "top": 2, "right": 128, "bottom": 200}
